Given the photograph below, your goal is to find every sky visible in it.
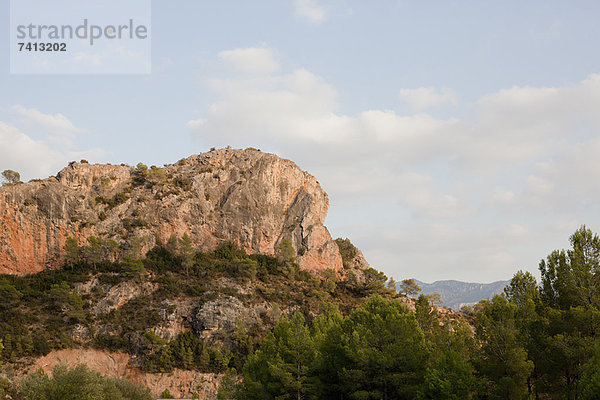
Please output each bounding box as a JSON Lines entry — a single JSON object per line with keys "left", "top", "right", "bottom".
{"left": 1, "top": 0, "right": 600, "bottom": 283}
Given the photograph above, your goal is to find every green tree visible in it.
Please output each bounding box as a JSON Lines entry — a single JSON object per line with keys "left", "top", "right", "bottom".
{"left": 540, "top": 226, "right": 600, "bottom": 310}
{"left": 0, "top": 279, "right": 22, "bottom": 311}
{"left": 83, "top": 236, "right": 103, "bottom": 267}
{"left": 179, "top": 233, "right": 194, "bottom": 276}
{"left": 425, "top": 292, "right": 443, "bottom": 306}
{"left": 535, "top": 227, "right": 600, "bottom": 398}
{"left": 83, "top": 236, "right": 119, "bottom": 267}
{"left": 1, "top": 169, "right": 21, "bottom": 185}
{"left": 503, "top": 270, "right": 543, "bottom": 397}
{"left": 335, "top": 237, "right": 358, "bottom": 269}
{"left": 359, "top": 267, "right": 388, "bottom": 295}
{"left": 276, "top": 239, "right": 297, "bottom": 278}
{"left": 420, "top": 349, "right": 475, "bottom": 400}
{"left": 122, "top": 235, "right": 144, "bottom": 259}
{"left": 386, "top": 277, "right": 397, "bottom": 292}
{"left": 148, "top": 166, "right": 167, "bottom": 184}
{"left": 121, "top": 257, "right": 145, "bottom": 279}
{"left": 505, "top": 270, "right": 539, "bottom": 316}
{"left": 231, "top": 316, "right": 254, "bottom": 371}
{"left": 320, "top": 296, "right": 430, "bottom": 399}
{"left": 276, "top": 239, "right": 296, "bottom": 263}
{"left": 415, "top": 294, "right": 439, "bottom": 339}
{"left": 399, "top": 278, "right": 422, "bottom": 297}
{"left": 474, "top": 295, "right": 534, "bottom": 400}
{"left": 166, "top": 234, "right": 178, "bottom": 255}
{"left": 580, "top": 340, "right": 600, "bottom": 400}
{"left": 217, "top": 368, "right": 240, "bottom": 400}
{"left": 63, "top": 237, "right": 80, "bottom": 266}
{"left": 242, "top": 312, "right": 317, "bottom": 400}
{"left": 100, "top": 238, "right": 119, "bottom": 263}
{"left": 47, "top": 282, "right": 86, "bottom": 323}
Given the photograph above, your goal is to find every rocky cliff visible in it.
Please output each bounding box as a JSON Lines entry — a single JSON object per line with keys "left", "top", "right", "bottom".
{"left": 0, "top": 148, "right": 343, "bottom": 275}
{"left": 29, "top": 349, "right": 222, "bottom": 399}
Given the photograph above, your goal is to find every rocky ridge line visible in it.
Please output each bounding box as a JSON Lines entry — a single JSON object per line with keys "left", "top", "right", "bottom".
{"left": 0, "top": 148, "right": 343, "bottom": 275}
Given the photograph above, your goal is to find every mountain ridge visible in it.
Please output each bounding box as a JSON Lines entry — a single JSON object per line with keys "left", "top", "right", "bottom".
{"left": 414, "top": 278, "right": 509, "bottom": 310}
{"left": 0, "top": 148, "right": 344, "bottom": 275}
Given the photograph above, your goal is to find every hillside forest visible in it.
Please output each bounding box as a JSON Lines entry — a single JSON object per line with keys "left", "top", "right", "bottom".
{"left": 1, "top": 227, "right": 600, "bottom": 399}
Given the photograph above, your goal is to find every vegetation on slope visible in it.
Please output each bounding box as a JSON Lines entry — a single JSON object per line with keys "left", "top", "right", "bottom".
{"left": 3, "top": 227, "right": 600, "bottom": 399}
{"left": 223, "top": 226, "right": 600, "bottom": 399}
{"left": 0, "top": 237, "right": 393, "bottom": 377}
{"left": 8, "top": 364, "right": 151, "bottom": 400}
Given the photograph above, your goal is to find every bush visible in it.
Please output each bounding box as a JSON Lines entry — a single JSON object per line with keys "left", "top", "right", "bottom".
{"left": 335, "top": 238, "right": 358, "bottom": 269}
{"left": 18, "top": 364, "right": 151, "bottom": 400}
{"left": 213, "top": 241, "right": 246, "bottom": 260}
{"left": 1, "top": 170, "right": 21, "bottom": 185}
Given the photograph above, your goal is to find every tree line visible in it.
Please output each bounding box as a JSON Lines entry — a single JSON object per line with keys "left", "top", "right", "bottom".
{"left": 221, "top": 226, "right": 600, "bottom": 399}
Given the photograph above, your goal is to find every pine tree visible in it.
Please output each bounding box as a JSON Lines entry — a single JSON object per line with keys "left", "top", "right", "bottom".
{"left": 181, "top": 344, "right": 194, "bottom": 370}
{"left": 399, "top": 278, "right": 421, "bottom": 297}
{"left": 179, "top": 233, "right": 194, "bottom": 276}
{"left": 199, "top": 345, "right": 211, "bottom": 371}
{"left": 580, "top": 340, "right": 600, "bottom": 400}
{"left": 319, "top": 296, "right": 430, "bottom": 399}
{"left": 63, "top": 237, "right": 80, "bottom": 266}
{"left": 1, "top": 170, "right": 21, "bottom": 185}
{"left": 474, "top": 295, "right": 533, "bottom": 400}
{"left": 166, "top": 234, "right": 179, "bottom": 255}
{"left": 242, "top": 312, "right": 316, "bottom": 399}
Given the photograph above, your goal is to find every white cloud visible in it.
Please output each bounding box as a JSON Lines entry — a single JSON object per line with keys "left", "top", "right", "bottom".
{"left": 189, "top": 68, "right": 357, "bottom": 143}
{"left": 396, "top": 173, "right": 463, "bottom": 218}
{"left": 293, "top": 0, "right": 327, "bottom": 24}
{"left": 523, "top": 138, "right": 600, "bottom": 210}
{"left": 188, "top": 46, "right": 600, "bottom": 281}
{"left": 398, "top": 87, "right": 457, "bottom": 112}
{"left": 12, "top": 105, "right": 87, "bottom": 147}
{"left": 218, "top": 47, "right": 280, "bottom": 75}
{"left": 491, "top": 187, "right": 517, "bottom": 206}
{"left": 0, "top": 112, "right": 107, "bottom": 182}
{"left": 359, "top": 110, "right": 457, "bottom": 144}
{"left": 0, "top": 121, "right": 65, "bottom": 179}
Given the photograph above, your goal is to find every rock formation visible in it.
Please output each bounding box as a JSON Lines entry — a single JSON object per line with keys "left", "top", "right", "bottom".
{"left": 0, "top": 148, "right": 343, "bottom": 275}
{"left": 29, "top": 349, "right": 222, "bottom": 399}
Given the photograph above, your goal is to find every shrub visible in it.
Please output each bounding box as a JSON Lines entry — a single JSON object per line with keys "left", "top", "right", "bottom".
{"left": 18, "top": 364, "right": 151, "bottom": 400}
{"left": 1, "top": 170, "right": 21, "bottom": 185}
{"left": 335, "top": 238, "right": 358, "bottom": 268}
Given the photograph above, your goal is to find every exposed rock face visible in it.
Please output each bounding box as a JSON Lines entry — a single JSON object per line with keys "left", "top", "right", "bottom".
{"left": 192, "top": 296, "right": 259, "bottom": 333}
{"left": 0, "top": 149, "right": 343, "bottom": 275}
{"left": 348, "top": 248, "right": 370, "bottom": 271}
{"left": 90, "top": 280, "right": 158, "bottom": 315}
{"left": 29, "top": 349, "right": 221, "bottom": 399}
{"left": 154, "top": 298, "right": 196, "bottom": 341}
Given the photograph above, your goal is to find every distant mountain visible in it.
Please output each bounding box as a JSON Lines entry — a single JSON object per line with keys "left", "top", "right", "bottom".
{"left": 414, "top": 279, "right": 510, "bottom": 310}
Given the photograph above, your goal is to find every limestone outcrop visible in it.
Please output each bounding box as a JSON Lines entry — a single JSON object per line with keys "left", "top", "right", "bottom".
{"left": 0, "top": 148, "right": 343, "bottom": 275}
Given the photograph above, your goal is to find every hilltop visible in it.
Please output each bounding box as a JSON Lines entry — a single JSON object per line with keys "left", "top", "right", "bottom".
{"left": 0, "top": 148, "right": 343, "bottom": 275}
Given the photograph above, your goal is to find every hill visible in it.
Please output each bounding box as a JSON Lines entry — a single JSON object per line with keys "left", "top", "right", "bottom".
{"left": 0, "top": 148, "right": 342, "bottom": 275}
{"left": 0, "top": 148, "right": 403, "bottom": 398}
{"left": 415, "top": 279, "right": 509, "bottom": 310}
{"left": 2, "top": 150, "right": 598, "bottom": 400}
